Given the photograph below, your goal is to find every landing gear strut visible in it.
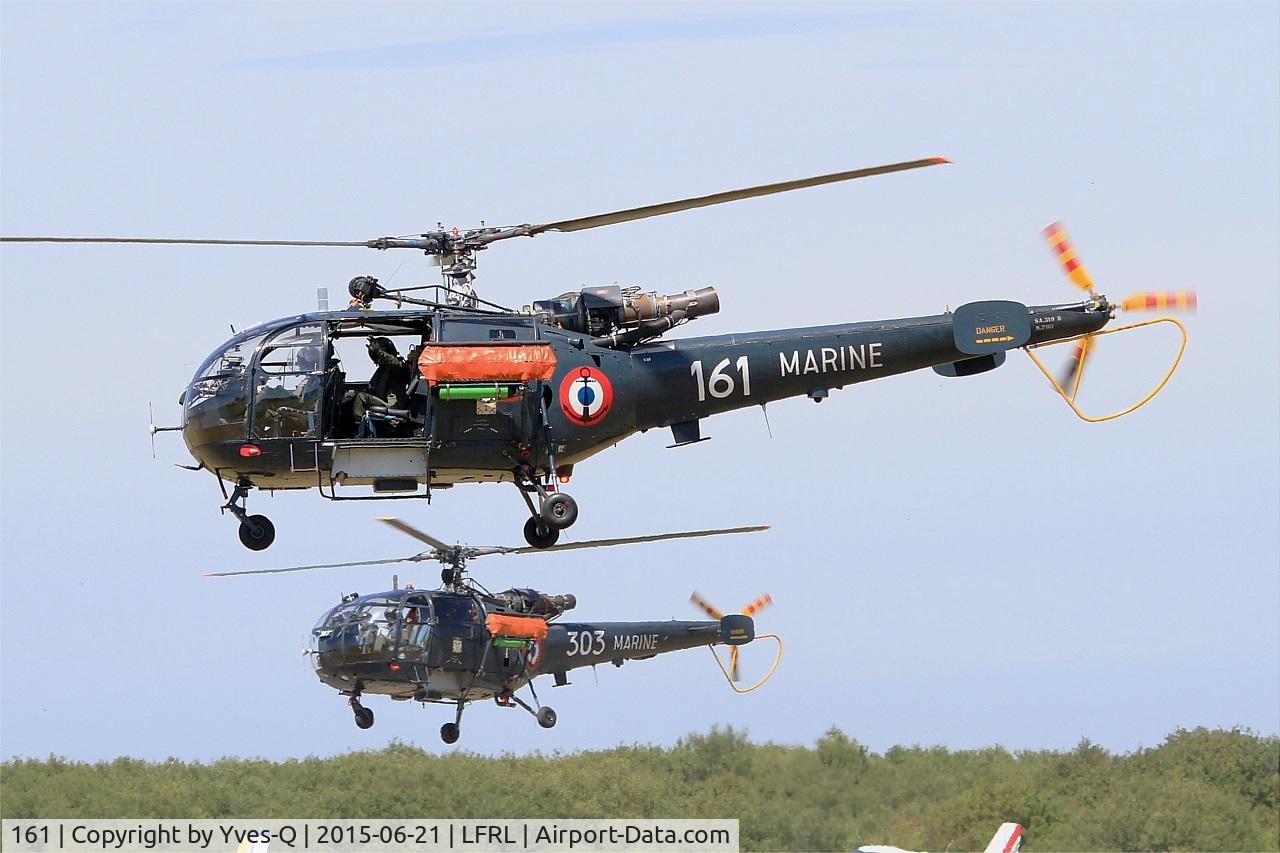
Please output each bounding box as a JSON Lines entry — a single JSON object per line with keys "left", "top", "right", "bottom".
{"left": 223, "top": 480, "right": 275, "bottom": 551}
{"left": 440, "top": 700, "right": 465, "bottom": 744}
{"left": 514, "top": 467, "right": 577, "bottom": 549}
{"left": 496, "top": 673, "right": 557, "bottom": 730}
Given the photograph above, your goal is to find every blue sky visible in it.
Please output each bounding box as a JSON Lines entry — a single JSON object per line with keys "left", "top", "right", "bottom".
{"left": 1, "top": 1, "right": 1277, "bottom": 762}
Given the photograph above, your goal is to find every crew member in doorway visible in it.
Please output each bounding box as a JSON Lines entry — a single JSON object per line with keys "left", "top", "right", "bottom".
{"left": 353, "top": 337, "right": 411, "bottom": 420}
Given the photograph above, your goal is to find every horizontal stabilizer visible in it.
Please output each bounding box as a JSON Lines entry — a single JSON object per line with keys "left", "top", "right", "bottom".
{"left": 934, "top": 351, "right": 1006, "bottom": 377}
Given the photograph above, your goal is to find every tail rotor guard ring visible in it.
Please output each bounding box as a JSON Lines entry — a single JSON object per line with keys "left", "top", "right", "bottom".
{"left": 1025, "top": 316, "right": 1188, "bottom": 423}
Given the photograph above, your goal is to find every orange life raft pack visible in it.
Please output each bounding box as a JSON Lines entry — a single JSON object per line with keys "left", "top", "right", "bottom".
{"left": 485, "top": 612, "right": 549, "bottom": 641}
{"left": 417, "top": 344, "right": 558, "bottom": 385}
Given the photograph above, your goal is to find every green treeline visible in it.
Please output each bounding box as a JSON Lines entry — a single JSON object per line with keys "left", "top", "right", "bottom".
{"left": 3, "top": 726, "right": 1276, "bottom": 852}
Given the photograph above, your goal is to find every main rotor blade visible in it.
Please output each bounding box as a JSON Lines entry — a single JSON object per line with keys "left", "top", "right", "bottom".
{"left": 202, "top": 524, "right": 769, "bottom": 577}
{"left": 5, "top": 157, "right": 946, "bottom": 250}
{"left": 0, "top": 236, "right": 370, "bottom": 247}
{"left": 377, "top": 517, "right": 451, "bottom": 553}
{"left": 202, "top": 555, "right": 427, "bottom": 578}
{"left": 527, "top": 158, "right": 949, "bottom": 235}
{"left": 504, "top": 525, "right": 770, "bottom": 556}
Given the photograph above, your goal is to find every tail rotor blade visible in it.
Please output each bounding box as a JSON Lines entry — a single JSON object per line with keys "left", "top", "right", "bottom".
{"left": 1042, "top": 221, "right": 1096, "bottom": 293}
{"left": 690, "top": 591, "right": 725, "bottom": 620}
{"left": 729, "top": 646, "right": 741, "bottom": 682}
{"left": 1119, "top": 290, "right": 1198, "bottom": 312}
{"left": 1057, "top": 336, "right": 1094, "bottom": 395}
{"left": 741, "top": 593, "right": 773, "bottom": 617}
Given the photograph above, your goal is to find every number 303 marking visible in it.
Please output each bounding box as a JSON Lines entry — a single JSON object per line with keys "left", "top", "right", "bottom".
{"left": 690, "top": 356, "right": 751, "bottom": 402}
{"left": 567, "top": 630, "right": 605, "bottom": 656}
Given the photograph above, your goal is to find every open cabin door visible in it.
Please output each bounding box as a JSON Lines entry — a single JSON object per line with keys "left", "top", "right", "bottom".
{"left": 320, "top": 320, "right": 433, "bottom": 494}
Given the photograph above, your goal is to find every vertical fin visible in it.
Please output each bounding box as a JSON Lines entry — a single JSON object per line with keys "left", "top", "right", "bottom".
{"left": 982, "top": 823, "right": 1024, "bottom": 853}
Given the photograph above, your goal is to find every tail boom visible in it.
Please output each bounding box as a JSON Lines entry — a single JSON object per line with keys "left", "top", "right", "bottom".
{"left": 630, "top": 300, "right": 1109, "bottom": 431}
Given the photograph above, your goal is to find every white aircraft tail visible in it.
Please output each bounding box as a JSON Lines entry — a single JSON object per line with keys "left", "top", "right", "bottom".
{"left": 856, "top": 821, "right": 1024, "bottom": 853}
{"left": 982, "top": 823, "right": 1024, "bottom": 853}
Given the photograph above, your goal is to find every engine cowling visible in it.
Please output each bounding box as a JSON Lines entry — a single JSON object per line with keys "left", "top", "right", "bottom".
{"left": 491, "top": 588, "right": 577, "bottom": 618}
{"left": 532, "top": 285, "right": 719, "bottom": 343}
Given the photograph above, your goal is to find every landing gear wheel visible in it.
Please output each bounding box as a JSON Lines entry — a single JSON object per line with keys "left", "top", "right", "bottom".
{"left": 523, "top": 517, "right": 560, "bottom": 549}
{"left": 440, "top": 722, "right": 460, "bottom": 744}
{"left": 541, "top": 494, "right": 578, "bottom": 530}
{"left": 354, "top": 706, "right": 374, "bottom": 730}
{"left": 536, "top": 706, "right": 557, "bottom": 729}
{"left": 237, "top": 514, "right": 275, "bottom": 551}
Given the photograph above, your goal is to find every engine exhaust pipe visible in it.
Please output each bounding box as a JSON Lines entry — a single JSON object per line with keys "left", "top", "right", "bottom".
{"left": 625, "top": 287, "right": 719, "bottom": 323}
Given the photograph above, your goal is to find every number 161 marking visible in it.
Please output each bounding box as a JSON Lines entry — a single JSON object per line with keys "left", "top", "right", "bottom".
{"left": 690, "top": 356, "right": 751, "bottom": 401}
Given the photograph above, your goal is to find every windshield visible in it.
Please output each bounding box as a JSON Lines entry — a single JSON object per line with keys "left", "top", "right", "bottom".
{"left": 183, "top": 329, "right": 271, "bottom": 448}
{"left": 311, "top": 592, "right": 435, "bottom": 666}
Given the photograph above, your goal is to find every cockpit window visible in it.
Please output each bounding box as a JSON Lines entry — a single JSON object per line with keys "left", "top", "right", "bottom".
{"left": 431, "top": 594, "right": 480, "bottom": 624}
{"left": 252, "top": 324, "right": 326, "bottom": 439}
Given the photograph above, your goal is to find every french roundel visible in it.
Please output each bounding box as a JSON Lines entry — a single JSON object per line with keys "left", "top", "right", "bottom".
{"left": 559, "top": 366, "right": 613, "bottom": 426}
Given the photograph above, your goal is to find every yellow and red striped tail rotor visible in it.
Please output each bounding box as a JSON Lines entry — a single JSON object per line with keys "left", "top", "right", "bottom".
{"left": 691, "top": 591, "right": 773, "bottom": 682}
{"left": 1042, "top": 221, "right": 1096, "bottom": 293}
{"left": 1119, "top": 290, "right": 1198, "bottom": 312}
{"left": 1038, "top": 222, "right": 1196, "bottom": 405}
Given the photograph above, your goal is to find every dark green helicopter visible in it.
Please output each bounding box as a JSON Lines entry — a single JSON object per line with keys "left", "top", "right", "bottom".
{"left": 1, "top": 158, "right": 1195, "bottom": 550}
{"left": 204, "top": 518, "right": 778, "bottom": 744}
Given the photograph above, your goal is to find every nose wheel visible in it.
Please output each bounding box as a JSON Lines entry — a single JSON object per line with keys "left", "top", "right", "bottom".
{"left": 440, "top": 699, "right": 466, "bottom": 744}
{"left": 349, "top": 694, "right": 374, "bottom": 730}
{"left": 237, "top": 515, "right": 275, "bottom": 551}
{"left": 223, "top": 480, "right": 276, "bottom": 551}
